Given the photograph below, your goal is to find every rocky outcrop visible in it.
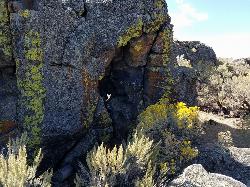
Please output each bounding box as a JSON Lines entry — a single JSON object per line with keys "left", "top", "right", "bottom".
{"left": 168, "top": 41, "right": 217, "bottom": 106}
{"left": 0, "top": 0, "right": 174, "bottom": 171}
{"left": 169, "top": 164, "right": 247, "bottom": 187}
{"left": 0, "top": 0, "right": 14, "bottom": 67}
{"left": 173, "top": 40, "right": 217, "bottom": 66}
{"left": 0, "top": 1, "right": 249, "bottom": 186}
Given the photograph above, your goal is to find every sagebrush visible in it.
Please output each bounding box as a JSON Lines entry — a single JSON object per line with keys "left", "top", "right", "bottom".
{"left": 75, "top": 132, "right": 156, "bottom": 187}
{"left": 0, "top": 133, "right": 52, "bottom": 187}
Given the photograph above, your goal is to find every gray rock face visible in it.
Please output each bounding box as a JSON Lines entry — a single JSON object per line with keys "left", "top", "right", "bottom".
{"left": 1, "top": 0, "right": 174, "bottom": 168}
{"left": 169, "top": 164, "right": 247, "bottom": 187}
{"left": 0, "top": 67, "right": 18, "bottom": 146}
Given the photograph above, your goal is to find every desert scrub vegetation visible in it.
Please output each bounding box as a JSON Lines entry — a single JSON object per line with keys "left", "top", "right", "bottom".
{"left": 175, "top": 55, "right": 250, "bottom": 117}
{"left": 0, "top": 133, "right": 52, "bottom": 187}
{"left": 75, "top": 132, "right": 156, "bottom": 187}
{"left": 75, "top": 98, "right": 202, "bottom": 186}
{"left": 197, "top": 59, "right": 250, "bottom": 117}
{"left": 137, "top": 98, "right": 201, "bottom": 178}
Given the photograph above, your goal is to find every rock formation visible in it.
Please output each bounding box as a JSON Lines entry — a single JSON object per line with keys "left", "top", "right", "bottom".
{"left": 0, "top": 0, "right": 174, "bottom": 168}
{"left": 166, "top": 40, "right": 218, "bottom": 106}
{"left": 173, "top": 40, "right": 217, "bottom": 66}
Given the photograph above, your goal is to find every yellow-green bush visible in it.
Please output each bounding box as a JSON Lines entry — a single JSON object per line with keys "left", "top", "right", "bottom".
{"left": 75, "top": 132, "right": 156, "bottom": 187}
{"left": 137, "top": 99, "right": 201, "bottom": 176}
{"left": 138, "top": 100, "right": 199, "bottom": 131}
{"left": 0, "top": 133, "right": 52, "bottom": 187}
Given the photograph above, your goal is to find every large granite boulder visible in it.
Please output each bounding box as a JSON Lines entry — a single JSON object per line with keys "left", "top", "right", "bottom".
{"left": 1, "top": 0, "right": 174, "bottom": 169}
{"left": 169, "top": 164, "right": 247, "bottom": 187}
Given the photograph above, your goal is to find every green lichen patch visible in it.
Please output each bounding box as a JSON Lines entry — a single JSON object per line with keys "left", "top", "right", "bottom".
{"left": 117, "top": 18, "right": 143, "bottom": 47}
{"left": 19, "top": 9, "right": 30, "bottom": 18}
{"left": 159, "top": 27, "right": 174, "bottom": 100}
{"left": 0, "top": 1, "right": 8, "bottom": 23}
{"left": 162, "top": 28, "right": 172, "bottom": 65}
{"left": 24, "top": 31, "right": 43, "bottom": 61}
{"left": 17, "top": 31, "right": 45, "bottom": 150}
{"left": 17, "top": 63, "right": 46, "bottom": 149}
{"left": 144, "top": 0, "right": 168, "bottom": 33}
{"left": 117, "top": 0, "right": 168, "bottom": 47}
{"left": 144, "top": 13, "right": 166, "bottom": 33}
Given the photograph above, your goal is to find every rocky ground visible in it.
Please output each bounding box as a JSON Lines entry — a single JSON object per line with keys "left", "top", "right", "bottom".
{"left": 169, "top": 111, "right": 250, "bottom": 186}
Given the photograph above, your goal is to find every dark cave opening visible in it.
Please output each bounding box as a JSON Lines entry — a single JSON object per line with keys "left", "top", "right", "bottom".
{"left": 98, "top": 47, "right": 145, "bottom": 142}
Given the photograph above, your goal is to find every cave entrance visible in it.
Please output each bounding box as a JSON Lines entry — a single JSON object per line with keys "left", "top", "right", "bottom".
{"left": 98, "top": 47, "right": 145, "bottom": 142}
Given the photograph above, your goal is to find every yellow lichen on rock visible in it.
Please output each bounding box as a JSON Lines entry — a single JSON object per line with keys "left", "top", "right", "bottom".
{"left": 25, "top": 30, "right": 43, "bottom": 61}
{"left": 19, "top": 9, "right": 30, "bottom": 18}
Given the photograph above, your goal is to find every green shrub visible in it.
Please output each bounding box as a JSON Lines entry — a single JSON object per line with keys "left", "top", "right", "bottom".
{"left": 0, "top": 133, "right": 52, "bottom": 187}
{"left": 75, "top": 132, "right": 156, "bottom": 187}
{"left": 197, "top": 59, "right": 250, "bottom": 116}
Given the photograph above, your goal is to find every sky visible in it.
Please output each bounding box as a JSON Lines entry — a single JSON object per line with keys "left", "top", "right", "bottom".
{"left": 167, "top": 0, "right": 250, "bottom": 59}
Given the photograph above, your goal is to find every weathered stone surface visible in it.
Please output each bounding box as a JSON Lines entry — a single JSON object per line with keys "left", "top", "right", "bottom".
{"left": 128, "top": 33, "right": 156, "bottom": 67}
{"left": 169, "top": 164, "right": 247, "bottom": 187}
{"left": 144, "top": 66, "right": 171, "bottom": 105}
{"left": 0, "top": 120, "right": 18, "bottom": 146}
{"left": 148, "top": 53, "right": 165, "bottom": 67}
{"left": 172, "top": 66, "right": 198, "bottom": 106}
